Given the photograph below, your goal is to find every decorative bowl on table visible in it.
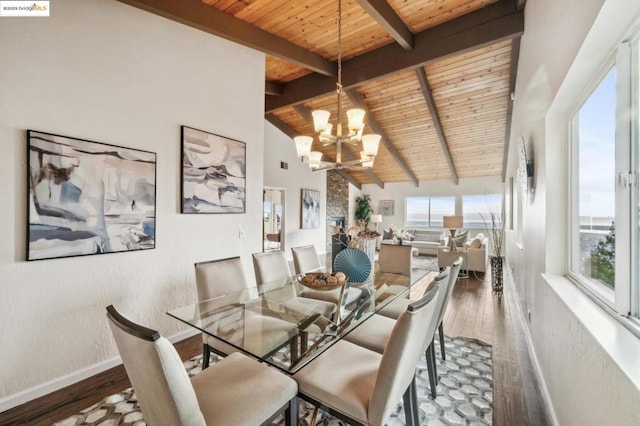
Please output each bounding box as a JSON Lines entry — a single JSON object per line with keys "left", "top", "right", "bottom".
{"left": 296, "top": 272, "right": 348, "bottom": 291}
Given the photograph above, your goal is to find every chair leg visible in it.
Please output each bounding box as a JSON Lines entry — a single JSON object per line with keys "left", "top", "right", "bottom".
{"left": 438, "top": 321, "right": 446, "bottom": 360}
{"left": 431, "top": 337, "right": 438, "bottom": 383}
{"left": 202, "top": 343, "right": 211, "bottom": 369}
{"left": 410, "top": 376, "right": 420, "bottom": 424}
{"left": 402, "top": 379, "right": 417, "bottom": 426}
{"left": 284, "top": 397, "right": 298, "bottom": 426}
{"left": 425, "top": 344, "right": 437, "bottom": 399}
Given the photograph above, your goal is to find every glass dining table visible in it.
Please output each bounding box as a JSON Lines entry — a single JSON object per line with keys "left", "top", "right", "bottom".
{"left": 167, "top": 267, "right": 435, "bottom": 374}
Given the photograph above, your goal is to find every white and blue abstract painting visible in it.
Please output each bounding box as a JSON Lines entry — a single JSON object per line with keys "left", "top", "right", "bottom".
{"left": 27, "top": 130, "right": 156, "bottom": 261}
{"left": 181, "top": 126, "right": 246, "bottom": 214}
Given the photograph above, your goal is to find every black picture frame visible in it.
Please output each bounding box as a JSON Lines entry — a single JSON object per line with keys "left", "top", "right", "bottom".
{"left": 27, "top": 130, "right": 157, "bottom": 261}
{"left": 181, "top": 125, "right": 246, "bottom": 214}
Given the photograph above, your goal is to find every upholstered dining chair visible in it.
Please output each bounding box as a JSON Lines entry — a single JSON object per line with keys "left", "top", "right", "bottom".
{"left": 106, "top": 305, "right": 299, "bottom": 426}
{"left": 194, "top": 256, "right": 299, "bottom": 368}
{"left": 293, "top": 284, "right": 440, "bottom": 425}
{"left": 251, "top": 251, "right": 336, "bottom": 320}
{"left": 290, "top": 245, "right": 362, "bottom": 310}
{"left": 378, "top": 243, "right": 413, "bottom": 276}
{"left": 343, "top": 267, "right": 452, "bottom": 399}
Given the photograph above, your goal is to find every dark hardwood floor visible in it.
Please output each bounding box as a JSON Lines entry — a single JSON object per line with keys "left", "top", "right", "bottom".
{"left": 0, "top": 263, "right": 550, "bottom": 425}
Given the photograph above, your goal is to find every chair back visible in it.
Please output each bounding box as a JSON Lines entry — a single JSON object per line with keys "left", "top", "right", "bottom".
{"left": 106, "top": 305, "right": 206, "bottom": 426}
{"left": 378, "top": 244, "right": 413, "bottom": 276}
{"left": 435, "top": 257, "right": 462, "bottom": 326}
{"left": 194, "top": 256, "right": 248, "bottom": 302}
{"left": 425, "top": 267, "right": 451, "bottom": 344}
{"left": 252, "top": 251, "right": 291, "bottom": 285}
{"left": 291, "top": 245, "right": 321, "bottom": 274}
{"left": 368, "top": 284, "right": 440, "bottom": 425}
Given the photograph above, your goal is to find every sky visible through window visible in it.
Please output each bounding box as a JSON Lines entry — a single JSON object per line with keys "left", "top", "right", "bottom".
{"left": 578, "top": 67, "right": 616, "bottom": 229}
{"left": 463, "top": 194, "right": 502, "bottom": 228}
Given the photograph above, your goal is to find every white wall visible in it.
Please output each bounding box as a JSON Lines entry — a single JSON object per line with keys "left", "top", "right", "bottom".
{"left": 263, "top": 121, "right": 327, "bottom": 258}
{"left": 362, "top": 176, "right": 503, "bottom": 234}
{"left": 506, "top": 0, "right": 640, "bottom": 424}
{"left": 0, "top": 0, "right": 265, "bottom": 408}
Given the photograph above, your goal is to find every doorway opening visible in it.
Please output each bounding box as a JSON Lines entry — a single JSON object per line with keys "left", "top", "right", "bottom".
{"left": 263, "top": 188, "right": 285, "bottom": 251}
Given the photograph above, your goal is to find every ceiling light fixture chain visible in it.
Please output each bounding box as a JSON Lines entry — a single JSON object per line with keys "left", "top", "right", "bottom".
{"left": 292, "top": 0, "right": 381, "bottom": 172}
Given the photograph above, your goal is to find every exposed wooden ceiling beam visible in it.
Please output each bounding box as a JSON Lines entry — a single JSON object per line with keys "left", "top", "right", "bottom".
{"left": 266, "top": 0, "right": 523, "bottom": 112}
{"left": 265, "top": 112, "right": 362, "bottom": 190}
{"left": 115, "top": 0, "right": 336, "bottom": 77}
{"left": 336, "top": 170, "right": 362, "bottom": 190}
{"left": 415, "top": 67, "right": 459, "bottom": 185}
{"left": 354, "top": 0, "right": 413, "bottom": 50}
{"left": 265, "top": 113, "right": 296, "bottom": 139}
{"left": 502, "top": 36, "right": 521, "bottom": 182}
{"left": 293, "top": 105, "right": 384, "bottom": 189}
{"left": 265, "top": 81, "right": 283, "bottom": 96}
{"left": 345, "top": 89, "right": 419, "bottom": 187}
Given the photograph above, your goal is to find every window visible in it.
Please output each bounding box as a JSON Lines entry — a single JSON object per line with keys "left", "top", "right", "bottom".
{"left": 568, "top": 33, "right": 639, "bottom": 317}
{"left": 462, "top": 194, "right": 502, "bottom": 229}
{"left": 571, "top": 67, "right": 617, "bottom": 300}
{"left": 405, "top": 196, "right": 454, "bottom": 227}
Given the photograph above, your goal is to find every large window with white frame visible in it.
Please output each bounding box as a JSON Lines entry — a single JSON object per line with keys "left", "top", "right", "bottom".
{"left": 568, "top": 30, "right": 639, "bottom": 319}
{"left": 405, "top": 196, "right": 454, "bottom": 228}
{"left": 462, "top": 194, "right": 502, "bottom": 229}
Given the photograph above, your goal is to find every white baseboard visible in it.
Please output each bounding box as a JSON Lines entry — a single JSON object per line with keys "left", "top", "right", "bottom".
{"left": 505, "top": 265, "right": 559, "bottom": 426}
{"left": 0, "top": 328, "right": 199, "bottom": 413}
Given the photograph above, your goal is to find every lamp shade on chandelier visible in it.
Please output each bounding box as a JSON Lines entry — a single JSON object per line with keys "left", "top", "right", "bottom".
{"left": 293, "top": 0, "right": 381, "bottom": 172}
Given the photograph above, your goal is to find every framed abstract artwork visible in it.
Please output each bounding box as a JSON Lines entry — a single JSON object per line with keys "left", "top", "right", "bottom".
{"left": 301, "top": 188, "right": 320, "bottom": 229}
{"left": 27, "top": 130, "right": 157, "bottom": 261}
{"left": 379, "top": 200, "right": 394, "bottom": 216}
{"left": 181, "top": 126, "right": 246, "bottom": 214}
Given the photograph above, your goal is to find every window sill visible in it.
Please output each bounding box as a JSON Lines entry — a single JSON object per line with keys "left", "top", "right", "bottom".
{"left": 542, "top": 274, "right": 640, "bottom": 390}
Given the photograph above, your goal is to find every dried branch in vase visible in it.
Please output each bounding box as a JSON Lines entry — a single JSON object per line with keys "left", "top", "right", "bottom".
{"left": 481, "top": 207, "right": 505, "bottom": 258}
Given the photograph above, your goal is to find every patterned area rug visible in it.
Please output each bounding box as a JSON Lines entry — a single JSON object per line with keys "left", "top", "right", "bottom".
{"left": 54, "top": 336, "right": 492, "bottom": 426}
{"left": 413, "top": 255, "right": 439, "bottom": 271}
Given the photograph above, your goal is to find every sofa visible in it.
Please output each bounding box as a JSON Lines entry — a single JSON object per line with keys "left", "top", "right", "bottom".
{"left": 437, "top": 235, "right": 488, "bottom": 273}
{"left": 380, "top": 229, "right": 448, "bottom": 256}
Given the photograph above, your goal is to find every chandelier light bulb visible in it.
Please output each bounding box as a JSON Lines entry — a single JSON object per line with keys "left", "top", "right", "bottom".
{"left": 360, "top": 151, "right": 374, "bottom": 168}
{"left": 312, "top": 110, "right": 331, "bottom": 133}
{"left": 347, "top": 108, "right": 365, "bottom": 133}
{"left": 309, "top": 151, "right": 323, "bottom": 169}
{"left": 362, "top": 134, "right": 381, "bottom": 156}
{"left": 293, "top": 136, "right": 313, "bottom": 158}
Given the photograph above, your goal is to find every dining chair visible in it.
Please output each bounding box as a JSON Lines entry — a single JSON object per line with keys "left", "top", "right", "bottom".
{"left": 194, "top": 256, "right": 299, "bottom": 368}
{"left": 251, "top": 251, "right": 336, "bottom": 320}
{"left": 378, "top": 243, "right": 413, "bottom": 276}
{"left": 106, "top": 305, "right": 299, "bottom": 426}
{"left": 343, "top": 267, "right": 451, "bottom": 399}
{"left": 293, "top": 284, "right": 440, "bottom": 426}
{"left": 290, "top": 245, "right": 362, "bottom": 310}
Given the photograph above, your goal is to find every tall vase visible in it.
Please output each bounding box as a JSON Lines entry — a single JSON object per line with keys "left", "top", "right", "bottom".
{"left": 490, "top": 256, "right": 504, "bottom": 296}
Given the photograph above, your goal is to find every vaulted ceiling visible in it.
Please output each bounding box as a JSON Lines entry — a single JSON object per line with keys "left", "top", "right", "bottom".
{"left": 117, "top": 0, "right": 525, "bottom": 188}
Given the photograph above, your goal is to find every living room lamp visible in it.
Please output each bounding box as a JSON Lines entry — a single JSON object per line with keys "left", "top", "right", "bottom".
{"left": 370, "top": 214, "right": 382, "bottom": 231}
{"left": 443, "top": 216, "right": 463, "bottom": 252}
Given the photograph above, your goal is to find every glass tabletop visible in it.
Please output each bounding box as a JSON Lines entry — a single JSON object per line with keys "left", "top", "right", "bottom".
{"left": 167, "top": 267, "right": 433, "bottom": 374}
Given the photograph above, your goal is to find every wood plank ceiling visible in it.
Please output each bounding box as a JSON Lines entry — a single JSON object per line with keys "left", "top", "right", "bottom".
{"left": 116, "top": 0, "right": 525, "bottom": 188}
